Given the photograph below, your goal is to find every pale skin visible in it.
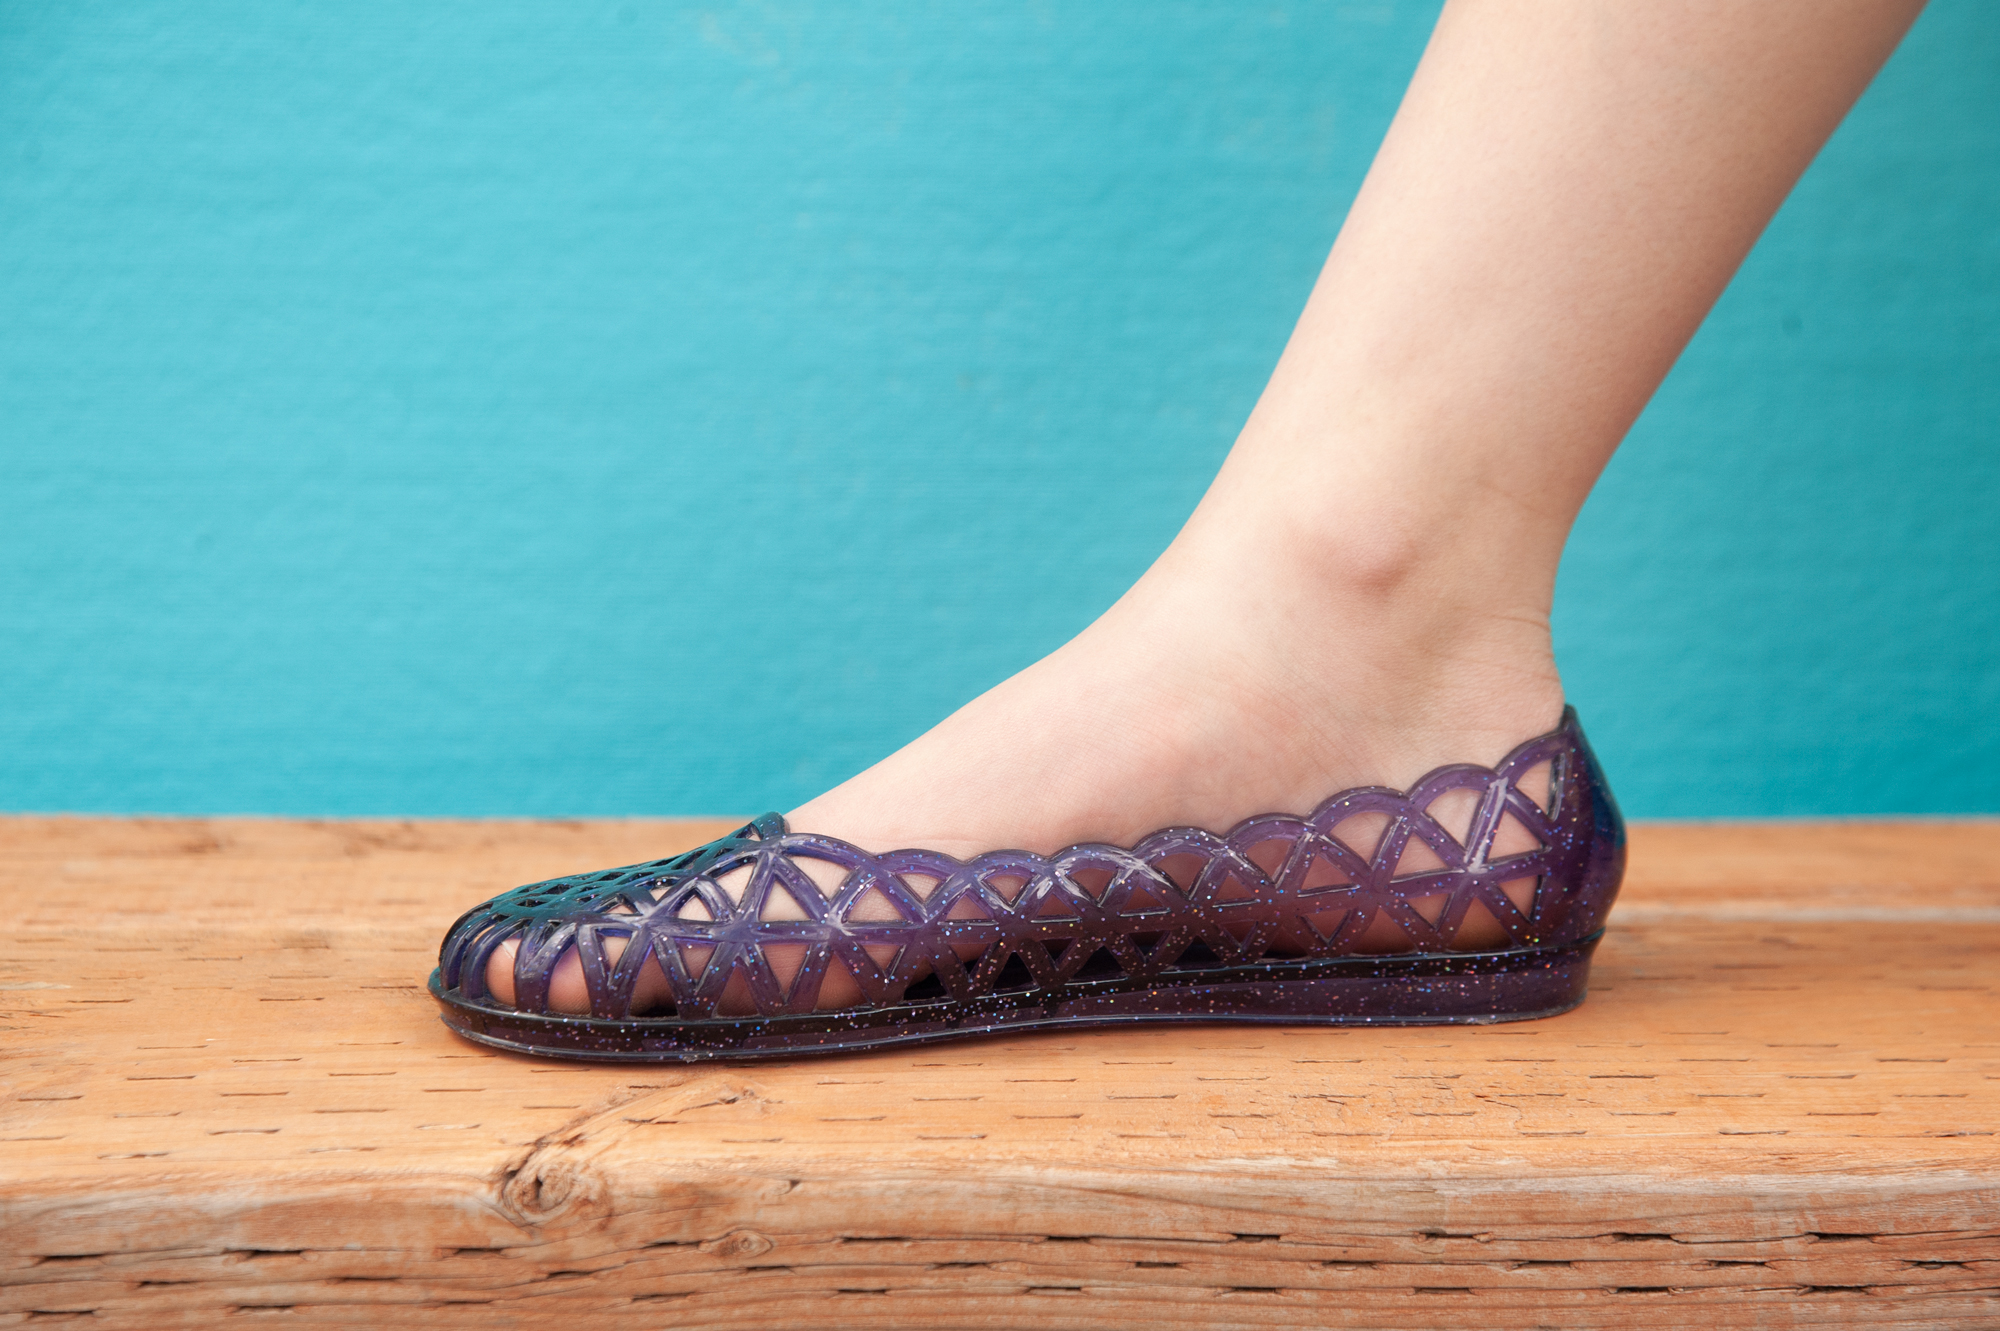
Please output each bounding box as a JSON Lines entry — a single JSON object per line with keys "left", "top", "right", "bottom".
{"left": 491, "top": 0, "right": 1926, "bottom": 1013}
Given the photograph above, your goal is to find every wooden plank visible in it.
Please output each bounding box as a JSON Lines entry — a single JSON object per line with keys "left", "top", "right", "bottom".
{"left": 2, "top": 816, "right": 1997, "bottom": 1328}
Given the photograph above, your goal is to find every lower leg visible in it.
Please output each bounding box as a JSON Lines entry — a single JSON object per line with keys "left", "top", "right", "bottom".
{"left": 792, "top": 0, "right": 1923, "bottom": 856}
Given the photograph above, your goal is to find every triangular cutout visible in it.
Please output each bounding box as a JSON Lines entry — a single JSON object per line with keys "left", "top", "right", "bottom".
{"left": 1119, "top": 882, "right": 1170, "bottom": 916}
{"left": 1173, "top": 938, "right": 1223, "bottom": 971}
{"left": 1132, "top": 930, "right": 1166, "bottom": 955}
{"left": 1449, "top": 899, "right": 1510, "bottom": 952}
{"left": 899, "top": 872, "right": 942, "bottom": 901}
{"left": 1407, "top": 892, "right": 1448, "bottom": 925}
{"left": 762, "top": 942, "right": 809, "bottom": 998}
{"left": 716, "top": 962, "right": 758, "bottom": 1016}
{"left": 1264, "top": 926, "right": 1310, "bottom": 959}
{"left": 1221, "top": 920, "right": 1255, "bottom": 944}
{"left": 714, "top": 862, "right": 755, "bottom": 905}
{"left": 1074, "top": 947, "right": 1123, "bottom": 980}
{"left": 984, "top": 872, "right": 1030, "bottom": 902}
{"left": 904, "top": 969, "right": 948, "bottom": 1002}
{"left": 759, "top": 882, "right": 811, "bottom": 922}
{"left": 1214, "top": 874, "right": 1258, "bottom": 904}
{"left": 1151, "top": 853, "right": 1207, "bottom": 891}
{"left": 944, "top": 895, "right": 991, "bottom": 921}
{"left": 992, "top": 952, "right": 1036, "bottom": 991}
{"left": 675, "top": 895, "right": 715, "bottom": 922}
{"left": 629, "top": 950, "right": 675, "bottom": 1016}
{"left": 1067, "top": 866, "right": 1114, "bottom": 899}
{"left": 1330, "top": 812, "right": 1391, "bottom": 860}
{"left": 815, "top": 953, "right": 864, "bottom": 1011}
{"left": 677, "top": 942, "right": 716, "bottom": 979}
{"left": 1244, "top": 839, "right": 1292, "bottom": 878}
{"left": 1499, "top": 875, "right": 1539, "bottom": 918}
{"left": 1394, "top": 836, "right": 1451, "bottom": 877}
{"left": 1033, "top": 892, "right": 1081, "bottom": 919}
{"left": 1424, "top": 787, "right": 1483, "bottom": 846}
{"left": 1045, "top": 938, "right": 1072, "bottom": 964}
{"left": 1489, "top": 811, "right": 1545, "bottom": 859}
{"left": 1352, "top": 912, "right": 1415, "bottom": 954}
{"left": 845, "top": 885, "right": 906, "bottom": 924}
{"left": 862, "top": 942, "right": 901, "bottom": 972}
{"left": 1302, "top": 907, "right": 1349, "bottom": 942}
{"left": 1300, "top": 852, "right": 1353, "bottom": 894}
{"left": 1512, "top": 760, "right": 1555, "bottom": 815}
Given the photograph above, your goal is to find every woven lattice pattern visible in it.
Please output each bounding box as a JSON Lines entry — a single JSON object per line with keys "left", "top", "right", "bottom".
{"left": 437, "top": 712, "right": 1622, "bottom": 1023}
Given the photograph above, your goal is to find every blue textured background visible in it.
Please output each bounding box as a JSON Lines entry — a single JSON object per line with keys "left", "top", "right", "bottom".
{"left": 2, "top": 2, "right": 1994, "bottom": 818}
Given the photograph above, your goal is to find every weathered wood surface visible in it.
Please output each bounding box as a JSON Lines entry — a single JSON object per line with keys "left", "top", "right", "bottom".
{"left": 2, "top": 816, "right": 1996, "bottom": 1328}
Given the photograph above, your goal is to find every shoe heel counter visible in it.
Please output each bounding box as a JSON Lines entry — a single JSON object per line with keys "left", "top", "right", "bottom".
{"left": 1559, "top": 712, "right": 1626, "bottom": 940}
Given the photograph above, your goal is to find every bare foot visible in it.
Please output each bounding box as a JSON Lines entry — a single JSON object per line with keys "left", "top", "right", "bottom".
{"left": 484, "top": 494, "right": 1566, "bottom": 1013}
{"left": 787, "top": 528, "right": 1563, "bottom": 862}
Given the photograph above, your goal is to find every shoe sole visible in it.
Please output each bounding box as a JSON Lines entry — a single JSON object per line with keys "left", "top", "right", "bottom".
{"left": 428, "top": 934, "right": 1601, "bottom": 1063}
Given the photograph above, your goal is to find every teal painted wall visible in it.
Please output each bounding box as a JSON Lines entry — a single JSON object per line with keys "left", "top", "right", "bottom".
{"left": 2, "top": 2, "right": 1994, "bottom": 819}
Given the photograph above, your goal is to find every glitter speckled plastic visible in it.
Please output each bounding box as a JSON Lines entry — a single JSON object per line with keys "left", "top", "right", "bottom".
{"left": 430, "top": 708, "right": 1624, "bottom": 1061}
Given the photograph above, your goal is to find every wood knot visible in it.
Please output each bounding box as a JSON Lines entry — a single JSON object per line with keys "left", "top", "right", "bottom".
{"left": 698, "top": 1229, "right": 775, "bottom": 1259}
{"left": 499, "top": 1156, "right": 605, "bottom": 1226}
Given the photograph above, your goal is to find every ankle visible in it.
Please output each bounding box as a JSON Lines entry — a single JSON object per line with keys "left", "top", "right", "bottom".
{"left": 1154, "top": 485, "right": 1558, "bottom": 678}
{"left": 1185, "top": 402, "right": 1574, "bottom": 638}
{"left": 1138, "top": 503, "right": 1562, "bottom": 757}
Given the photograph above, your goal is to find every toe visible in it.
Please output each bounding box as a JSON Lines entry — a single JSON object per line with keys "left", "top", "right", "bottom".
{"left": 484, "top": 938, "right": 520, "bottom": 1006}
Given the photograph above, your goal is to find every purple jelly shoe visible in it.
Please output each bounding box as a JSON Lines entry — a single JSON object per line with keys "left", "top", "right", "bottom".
{"left": 429, "top": 708, "right": 1624, "bottom": 1062}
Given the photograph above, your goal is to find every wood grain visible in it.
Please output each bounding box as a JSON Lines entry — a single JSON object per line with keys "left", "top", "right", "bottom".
{"left": 3, "top": 816, "right": 1997, "bottom": 1328}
